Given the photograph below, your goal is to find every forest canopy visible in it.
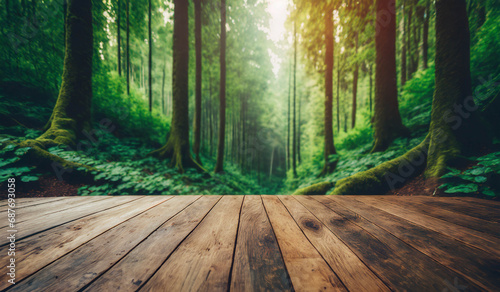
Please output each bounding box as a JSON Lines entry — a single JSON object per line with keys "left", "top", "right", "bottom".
{"left": 0, "top": 0, "right": 499, "bottom": 198}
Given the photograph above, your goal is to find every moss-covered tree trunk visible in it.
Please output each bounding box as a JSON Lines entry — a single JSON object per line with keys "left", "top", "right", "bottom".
{"left": 214, "top": 0, "right": 226, "bottom": 173}
{"left": 36, "top": 0, "right": 93, "bottom": 148}
{"left": 321, "top": 7, "right": 337, "bottom": 175}
{"left": 371, "top": 0, "right": 409, "bottom": 153}
{"left": 150, "top": 0, "right": 200, "bottom": 173}
{"left": 193, "top": 0, "right": 202, "bottom": 164}
{"left": 424, "top": 0, "right": 484, "bottom": 177}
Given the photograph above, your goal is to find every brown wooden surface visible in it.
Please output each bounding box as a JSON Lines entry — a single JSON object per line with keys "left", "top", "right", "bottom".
{"left": 0, "top": 195, "right": 498, "bottom": 292}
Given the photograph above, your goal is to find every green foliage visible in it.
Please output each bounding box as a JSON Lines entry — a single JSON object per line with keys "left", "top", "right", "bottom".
{"left": 93, "top": 72, "right": 170, "bottom": 145}
{"left": 440, "top": 152, "right": 500, "bottom": 197}
{"left": 0, "top": 137, "right": 39, "bottom": 183}
{"left": 44, "top": 131, "right": 268, "bottom": 196}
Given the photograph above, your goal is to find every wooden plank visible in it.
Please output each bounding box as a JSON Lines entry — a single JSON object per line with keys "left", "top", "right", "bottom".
{"left": 279, "top": 196, "right": 390, "bottom": 292}
{"left": 0, "top": 197, "right": 68, "bottom": 212}
{"left": 375, "top": 196, "right": 500, "bottom": 237}
{"left": 0, "top": 196, "right": 111, "bottom": 228}
{"left": 0, "top": 196, "right": 143, "bottom": 246}
{"left": 7, "top": 195, "right": 200, "bottom": 292}
{"left": 404, "top": 196, "right": 500, "bottom": 223}
{"left": 357, "top": 196, "right": 500, "bottom": 257}
{"left": 454, "top": 196, "right": 500, "bottom": 208}
{"left": 0, "top": 196, "right": 171, "bottom": 291}
{"left": 302, "top": 196, "right": 481, "bottom": 291}
{"left": 140, "top": 195, "right": 243, "bottom": 292}
{"left": 262, "top": 195, "right": 347, "bottom": 292}
{"left": 83, "top": 196, "right": 221, "bottom": 292}
{"left": 332, "top": 196, "right": 500, "bottom": 291}
{"left": 230, "top": 196, "right": 293, "bottom": 292}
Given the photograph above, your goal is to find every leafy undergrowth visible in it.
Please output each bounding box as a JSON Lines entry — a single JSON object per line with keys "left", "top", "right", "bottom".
{"left": 440, "top": 150, "right": 500, "bottom": 198}
{"left": 0, "top": 127, "right": 271, "bottom": 196}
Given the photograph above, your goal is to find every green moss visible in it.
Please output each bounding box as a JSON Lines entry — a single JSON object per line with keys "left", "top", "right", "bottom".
{"left": 330, "top": 136, "right": 430, "bottom": 195}
{"left": 292, "top": 181, "right": 335, "bottom": 195}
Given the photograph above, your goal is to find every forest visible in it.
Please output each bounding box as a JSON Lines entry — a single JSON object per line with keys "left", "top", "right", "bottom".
{"left": 0, "top": 0, "right": 499, "bottom": 198}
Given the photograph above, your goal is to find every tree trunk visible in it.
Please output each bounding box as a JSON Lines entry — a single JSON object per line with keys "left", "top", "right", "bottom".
{"left": 425, "top": 0, "right": 484, "bottom": 177}
{"left": 150, "top": 0, "right": 201, "bottom": 173}
{"left": 287, "top": 62, "right": 291, "bottom": 172}
{"left": 148, "top": 0, "right": 152, "bottom": 112}
{"left": 422, "top": 0, "right": 430, "bottom": 69}
{"left": 369, "top": 63, "right": 373, "bottom": 115}
{"left": 292, "top": 21, "right": 298, "bottom": 177}
{"left": 161, "top": 55, "right": 166, "bottom": 114}
{"left": 126, "top": 0, "right": 130, "bottom": 95}
{"left": 351, "top": 32, "right": 358, "bottom": 129}
{"left": 214, "top": 0, "right": 226, "bottom": 173}
{"left": 35, "top": 0, "right": 93, "bottom": 148}
{"left": 117, "top": 0, "right": 121, "bottom": 76}
{"left": 371, "top": 0, "right": 409, "bottom": 153}
{"left": 401, "top": 0, "right": 407, "bottom": 86}
{"left": 336, "top": 53, "right": 340, "bottom": 132}
{"left": 193, "top": 0, "right": 202, "bottom": 164}
{"left": 321, "top": 8, "right": 337, "bottom": 175}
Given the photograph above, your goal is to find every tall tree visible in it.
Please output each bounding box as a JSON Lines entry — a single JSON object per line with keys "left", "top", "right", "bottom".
{"left": 150, "top": 0, "right": 200, "bottom": 172}
{"left": 193, "top": 0, "right": 202, "bottom": 164}
{"left": 351, "top": 31, "right": 358, "bottom": 129}
{"left": 422, "top": 0, "right": 430, "bottom": 69}
{"left": 292, "top": 21, "right": 298, "bottom": 177}
{"left": 401, "top": 0, "right": 407, "bottom": 86}
{"left": 126, "top": 0, "right": 130, "bottom": 95}
{"left": 117, "top": 0, "right": 121, "bottom": 76}
{"left": 321, "top": 6, "right": 337, "bottom": 174}
{"left": 29, "top": 0, "right": 93, "bottom": 148}
{"left": 214, "top": 0, "right": 226, "bottom": 173}
{"left": 148, "top": 0, "right": 152, "bottom": 111}
{"left": 371, "top": 0, "right": 409, "bottom": 152}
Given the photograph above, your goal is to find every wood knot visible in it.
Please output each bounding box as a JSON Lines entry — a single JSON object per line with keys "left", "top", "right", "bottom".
{"left": 304, "top": 220, "right": 321, "bottom": 231}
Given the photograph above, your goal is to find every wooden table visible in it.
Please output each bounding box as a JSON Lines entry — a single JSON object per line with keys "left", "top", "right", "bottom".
{"left": 1, "top": 195, "right": 499, "bottom": 291}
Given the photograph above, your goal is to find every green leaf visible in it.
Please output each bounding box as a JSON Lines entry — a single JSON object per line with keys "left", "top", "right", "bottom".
{"left": 21, "top": 175, "right": 39, "bottom": 182}
{"left": 474, "top": 176, "right": 487, "bottom": 183}
{"left": 15, "top": 147, "right": 31, "bottom": 156}
{"left": 482, "top": 189, "right": 497, "bottom": 197}
{"left": 444, "top": 184, "right": 478, "bottom": 194}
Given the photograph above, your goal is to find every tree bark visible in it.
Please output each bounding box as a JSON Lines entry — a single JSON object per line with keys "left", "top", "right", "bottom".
{"left": 401, "top": 0, "right": 407, "bottom": 86}
{"left": 351, "top": 32, "right": 358, "bottom": 129}
{"left": 321, "top": 8, "right": 337, "bottom": 175}
{"left": 292, "top": 21, "right": 298, "bottom": 177}
{"left": 148, "top": 0, "right": 152, "bottom": 112}
{"left": 117, "top": 0, "right": 121, "bottom": 76}
{"left": 193, "top": 0, "right": 202, "bottom": 164}
{"left": 126, "top": 0, "right": 130, "bottom": 95}
{"left": 35, "top": 0, "right": 93, "bottom": 148}
{"left": 422, "top": 0, "right": 430, "bottom": 69}
{"left": 150, "top": 0, "right": 201, "bottom": 173}
{"left": 214, "top": 0, "right": 226, "bottom": 173}
{"left": 371, "top": 0, "right": 409, "bottom": 153}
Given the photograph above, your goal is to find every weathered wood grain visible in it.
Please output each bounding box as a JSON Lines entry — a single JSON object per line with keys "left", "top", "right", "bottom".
{"left": 0, "top": 196, "right": 110, "bottom": 228}
{"left": 374, "top": 196, "right": 500, "bottom": 237}
{"left": 333, "top": 195, "right": 500, "bottom": 291}
{"left": 262, "top": 195, "right": 347, "bottom": 292}
{"left": 0, "top": 197, "right": 67, "bottom": 212}
{"left": 357, "top": 195, "right": 500, "bottom": 257}
{"left": 8, "top": 195, "right": 198, "bottom": 292}
{"left": 140, "top": 195, "right": 243, "bottom": 292}
{"left": 0, "top": 196, "right": 170, "bottom": 291}
{"left": 230, "top": 195, "right": 292, "bottom": 292}
{"left": 279, "top": 196, "right": 390, "bottom": 292}
{"left": 0, "top": 196, "right": 143, "bottom": 246}
{"left": 307, "top": 196, "right": 482, "bottom": 291}
{"left": 83, "top": 195, "right": 220, "bottom": 292}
